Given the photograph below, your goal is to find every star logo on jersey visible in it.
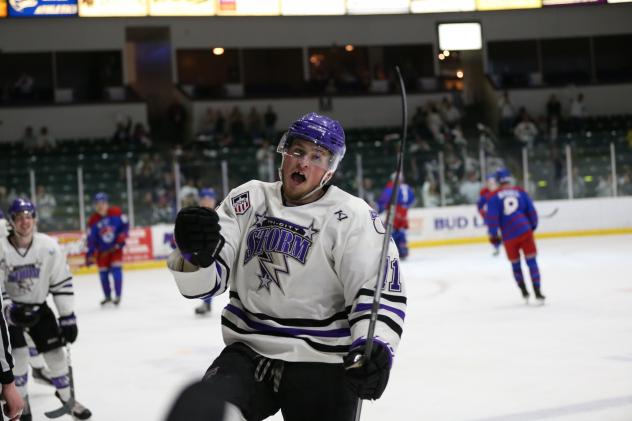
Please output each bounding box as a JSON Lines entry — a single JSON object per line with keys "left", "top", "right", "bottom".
{"left": 256, "top": 253, "right": 289, "bottom": 293}
{"left": 245, "top": 214, "right": 319, "bottom": 293}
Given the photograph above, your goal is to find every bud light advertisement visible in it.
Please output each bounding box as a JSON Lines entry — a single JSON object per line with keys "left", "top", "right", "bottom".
{"left": 8, "top": 0, "right": 78, "bottom": 16}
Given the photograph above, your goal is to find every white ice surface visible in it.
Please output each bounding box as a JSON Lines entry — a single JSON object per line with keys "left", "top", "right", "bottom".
{"left": 25, "top": 235, "right": 632, "bottom": 421}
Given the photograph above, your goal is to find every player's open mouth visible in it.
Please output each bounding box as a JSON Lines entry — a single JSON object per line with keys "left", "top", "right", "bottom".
{"left": 291, "top": 171, "right": 306, "bottom": 184}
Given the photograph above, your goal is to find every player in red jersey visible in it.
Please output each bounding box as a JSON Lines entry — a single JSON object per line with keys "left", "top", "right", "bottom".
{"left": 477, "top": 173, "right": 499, "bottom": 255}
{"left": 86, "top": 193, "right": 129, "bottom": 306}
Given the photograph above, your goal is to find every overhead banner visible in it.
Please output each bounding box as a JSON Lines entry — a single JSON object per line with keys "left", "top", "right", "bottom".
{"left": 148, "top": 0, "right": 215, "bottom": 15}
{"left": 411, "top": 0, "right": 475, "bottom": 13}
{"left": 476, "top": 0, "right": 541, "bottom": 10}
{"left": 79, "top": 0, "right": 147, "bottom": 17}
{"left": 216, "top": 0, "right": 280, "bottom": 15}
{"left": 346, "top": 0, "right": 410, "bottom": 14}
{"left": 8, "top": 0, "right": 78, "bottom": 16}
{"left": 281, "top": 0, "right": 345, "bottom": 15}
{"left": 543, "top": 0, "right": 605, "bottom": 4}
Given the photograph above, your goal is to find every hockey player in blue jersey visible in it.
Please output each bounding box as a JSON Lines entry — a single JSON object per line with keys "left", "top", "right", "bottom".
{"left": 377, "top": 174, "right": 415, "bottom": 259}
{"left": 486, "top": 168, "right": 545, "bottom": 303}
{"left": 86, "top": 193, "right": 129, "bottom": 306}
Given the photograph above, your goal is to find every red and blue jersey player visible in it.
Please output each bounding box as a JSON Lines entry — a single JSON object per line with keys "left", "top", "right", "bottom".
{"left": 377, "top": 174, "right": 415, "bottom": 260}
{"left": 486, "top": 169, "right": 545, "bottom": 303}
{"left": 477, "top": 173, "right": 499, "bottom": 254}
{"left": 86, "top": 192, "right": 129, "bottom": 306}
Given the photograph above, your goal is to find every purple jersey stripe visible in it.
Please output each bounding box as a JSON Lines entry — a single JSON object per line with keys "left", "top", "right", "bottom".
{"left": 354, "top": 303, "right": 406, "bottom": 320}
{"left": 225, "top": 304, "right": 351, "bottom": 338}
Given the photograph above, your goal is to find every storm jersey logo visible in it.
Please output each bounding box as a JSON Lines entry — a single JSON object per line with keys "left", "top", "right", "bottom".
{"left": 5, "top": 262, "right": 41, "bottom": 296}
{"left": 245, "top": 213, "right": 319, "bottom": 292}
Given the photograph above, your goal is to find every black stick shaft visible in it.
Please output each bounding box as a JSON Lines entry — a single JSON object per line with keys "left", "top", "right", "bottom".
{"left": 353, "top": 65, "right": 408, "bottom": 421}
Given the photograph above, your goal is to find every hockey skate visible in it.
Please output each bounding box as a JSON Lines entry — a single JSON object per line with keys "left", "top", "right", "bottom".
{"left": 112, "top": 296, "right": 121, "bottom": 306}
{"left": 519, "top": 286, "right": 530, "bottom": 304}
{"left": 100, "top": 297, "right": 112, "bottom": 306}
{"left": 534, "top": 288, "right": 546, "bottom": 305}
{"left": 195, "top": 302, "right": 211, "bottom": 315}
{"left": 32, "top": 366, "right": 54, "bottom": 386}
{"left": 54, "top": 391, "right": 92, "bottom": 420}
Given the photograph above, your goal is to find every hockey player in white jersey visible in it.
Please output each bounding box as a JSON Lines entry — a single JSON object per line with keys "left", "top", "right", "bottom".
{"left": 0, "top": 211, "right": 25, "bottom": 421}
{"left": 167, "top": 113, "right": 406, "bottom": 421}
{"left": 0, "top": 199, "right": 91, "bottom": 420}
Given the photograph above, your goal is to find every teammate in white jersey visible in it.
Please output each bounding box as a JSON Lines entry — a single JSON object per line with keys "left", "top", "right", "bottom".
{"left": 0, "top": 210, "right": 25, "bottom": 421}
{"left": 167, "top": 113, "right": 407, "bottom": 421}
{"left": 0, "top": 199, "right": 91, "bottom": 420}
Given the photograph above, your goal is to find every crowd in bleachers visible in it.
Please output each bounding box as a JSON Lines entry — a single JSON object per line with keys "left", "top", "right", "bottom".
{"left": 2, "top": 98, "right": 632, "bottom": 232}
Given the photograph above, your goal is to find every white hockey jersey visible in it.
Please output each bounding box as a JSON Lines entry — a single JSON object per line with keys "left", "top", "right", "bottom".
{"left": 0, "top": 233, "right": 74, "bottom": 317}
{"left": 169, "top": 180, "right": 406, "bottom": 364}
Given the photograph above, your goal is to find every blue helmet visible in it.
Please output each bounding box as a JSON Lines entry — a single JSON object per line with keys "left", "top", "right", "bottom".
{"left": 94, "top": 192, "right": 109, "bottom": 203}
{"left": 199, "top": 188, "right": 216, "bottom": 199}
{"left": 9, "top": 198, "right": 36, "bottom": 220}
{"left": 495, "top": 168, "right": 512, "bottom": 184}
{"left": 277, "top": 112, "right": 346, "bottom": 171}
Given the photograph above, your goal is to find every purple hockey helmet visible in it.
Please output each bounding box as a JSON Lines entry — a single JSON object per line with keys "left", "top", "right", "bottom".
{"left": 277, "top": 113, "right": 346, "bottom": 171}
{"left": 9, "top": 198, "right": 36, "bottom": 220}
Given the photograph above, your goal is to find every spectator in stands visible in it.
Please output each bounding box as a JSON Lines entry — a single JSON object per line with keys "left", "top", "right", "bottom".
{"left": 136, "top": 192, "right": 155, "bottom": 226}
{"left": 441, "top": 98, "right": 461, "bottom": 128}
{"left": 498, "top": 91, "right": 516, "bottom": 137}
{"left": 20, "top": 126, "right": 38, "bottom": 152}
{"left": 546, "top": 94, "right": 562, "bottom": 128}
{"left": 35, "top": 185, "right": 57, "bottom": 232}
{"left": 569, "top": 93, "right": 586, "bottom": 132}
{"left": 618, "top": 166, "right": 632, "bottom": 196}
{"left": 255, "top": 139, "right": 274, "bottom": 182}
{"left": 153, "top": 190, "right": 174, "bottom": 223}
{"left": 168, "top": 101, "right": 187, "bottom": 146}
{"left": 229, "top": 106, "right": 245, "bottom": 143}
{"left": 37, "top": 126, "right": 56, "bottom": 152}
{"left": 0, "top": 186, "right": 9, "bottom": 212}
{"left": 112, "top": 116, "right": 132, "bottom": 142}
{"left": 263, "top": 105, "right": 278, "bottom": 140}
{"left": 247, "top": 107, "right": 263, "bottom": 143}
{"left": 132, "top": 123, "right": 152, "bottom": 148}
{"left": 459, "top": 170, "right": 482, "bottom": 204}
{"left": 13, "top": 72, "right": 35, "bottom": 101}
{"left": 595, "top": 174, "right": 615, "bottom": 197}
{"left": 360, "top": 177, "right": 378, "bottom": 211}
{"left": 199, "top": 107, "right": 216, "bottom": 139}
{"left": 426, "top": 103, "right": 445, "bottom": 144}
{"left": 422, "top": 178, "right": 441, "bottom": 208}
{"left": 215, "top": 109, "right": 226, "bottom": 137}
{"left": 179, "top": 179, "right": 199, "bottom": 208}
{"left": 560, "top": 166, "right": 586, "bottom": 198}
{"left": 514, "top": 113, "right": 538, "bottom": 150}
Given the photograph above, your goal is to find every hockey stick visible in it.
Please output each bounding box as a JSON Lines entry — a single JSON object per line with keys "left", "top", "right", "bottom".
{"left": 351, "top": 66, "right": 408, "bottom": 421}
{"left": 44, "top": 345, "right": 75, "bottom": 419}
{"left": 540, "top": 208, "right": 559, "bottom": 219}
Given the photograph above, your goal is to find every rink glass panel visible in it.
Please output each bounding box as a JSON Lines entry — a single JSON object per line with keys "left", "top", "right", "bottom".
{"left": 81, "top": 152, "right": 129, "bottom": 227}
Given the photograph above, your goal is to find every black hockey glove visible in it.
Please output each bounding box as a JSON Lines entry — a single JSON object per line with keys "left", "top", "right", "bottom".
{"left": 343, "top": 340, "right": 392, "bottom": 400}
{"left": 3, "top": 304, "right": 41, "bottom": 328}
{"left": 58, "top": 313, "right": 78, "bottom": 343}
{"left": 174, "top": 207, "right": 225, "bottom": 268}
